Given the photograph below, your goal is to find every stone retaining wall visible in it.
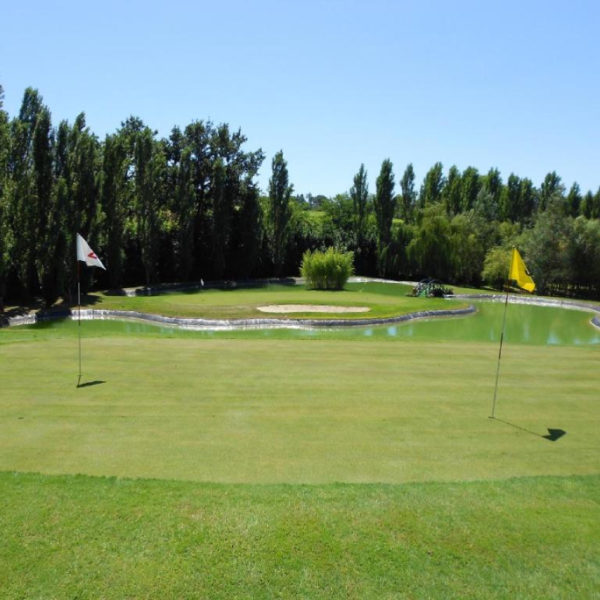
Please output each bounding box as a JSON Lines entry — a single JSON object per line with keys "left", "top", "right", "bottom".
{"left": 4, "top": 305, "right": 476, "bottom": 330}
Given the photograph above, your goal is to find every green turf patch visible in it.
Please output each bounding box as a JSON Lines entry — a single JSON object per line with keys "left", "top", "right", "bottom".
{"left": 87, "top": 281, "right": 466, "bottom": 320}
{"left": 1, "top": 334, "right": 598, "bottom": 483}
{"left": 1, "top": 471, "right": 598, "bottom": 599}
{"left": 2, "top": 282, "right": 599, "bottom": 598}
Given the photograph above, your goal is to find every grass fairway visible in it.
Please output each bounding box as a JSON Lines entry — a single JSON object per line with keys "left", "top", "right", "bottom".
{"left": 1, "top": 284, "right": 599, "bottom": 598}
{"left": 1, "top": 472, "right": 598, "bottom": 599}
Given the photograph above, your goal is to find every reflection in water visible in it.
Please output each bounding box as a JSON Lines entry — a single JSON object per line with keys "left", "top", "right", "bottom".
{"left": 7, "top": 300, "right": 600, "bottom": 346}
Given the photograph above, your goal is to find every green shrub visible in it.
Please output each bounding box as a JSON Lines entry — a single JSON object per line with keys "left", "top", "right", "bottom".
{"left": 300, "top": 248, "right": 354, "bottom": 290}
{"left": 482, "top": 246, "right": 511, "bottom": 290}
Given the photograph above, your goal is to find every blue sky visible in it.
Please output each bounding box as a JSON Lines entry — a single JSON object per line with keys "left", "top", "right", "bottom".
{"left": 1, "top": 0, "right": 599, "bottom": 196}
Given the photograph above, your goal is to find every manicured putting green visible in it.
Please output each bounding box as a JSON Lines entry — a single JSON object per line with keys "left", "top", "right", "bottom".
{"left": 1, "top": 284, "right": 598, "bottom": 484}
{"left": 1, "top": 333, "right": 598, "bottom": 484}
{"left": 89, "top": 281, "right": 444, "bottom": 320}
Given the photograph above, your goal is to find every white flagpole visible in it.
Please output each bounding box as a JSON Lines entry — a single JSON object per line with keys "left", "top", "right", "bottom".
{"left": 75, "top": 233, "right": 107, "bottom": 386}
{"left": 77, "top": 260, "right": 82, "bottom": 387}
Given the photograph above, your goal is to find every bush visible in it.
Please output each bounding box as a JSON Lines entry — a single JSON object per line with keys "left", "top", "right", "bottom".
{"left": 482, "top": 247, "right": 511, "bottom": 290}
{"left": 300, "top": 248, "right": 354, "bottom": 290}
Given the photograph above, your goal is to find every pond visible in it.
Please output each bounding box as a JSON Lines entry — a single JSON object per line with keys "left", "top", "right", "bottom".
{"left": 5, "top": 300, "right": 600, "bottom": 346}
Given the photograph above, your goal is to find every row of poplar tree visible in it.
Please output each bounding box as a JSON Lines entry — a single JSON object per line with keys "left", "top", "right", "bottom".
{"left": 1, "top": 86, "right": 600, "bottom": 309}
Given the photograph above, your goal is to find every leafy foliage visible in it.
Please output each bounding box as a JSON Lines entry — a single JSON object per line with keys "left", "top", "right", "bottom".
{"left": 2, "top": 84, "right": 600, "bottom": 307}
{"left": 268, "top": 150, "right": 293, "bottom": 276}
{"left": 399, "top": 163, "right": 417, "bottom": 222}
{"left": 350, "top": 164, "right": 369, "bottom": 243}
{"left": 300, "top": 247, "right": 354, "bottom": 290}
{"left": 374, "top": 159, "right": 395, "bottom": 249}
{"left": 481, "top": 246, "right": 512, "bottom": 289}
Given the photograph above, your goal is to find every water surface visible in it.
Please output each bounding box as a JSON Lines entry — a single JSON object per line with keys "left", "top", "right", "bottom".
{"left": 3, "top": 300, "right": 599, "bottom": 346}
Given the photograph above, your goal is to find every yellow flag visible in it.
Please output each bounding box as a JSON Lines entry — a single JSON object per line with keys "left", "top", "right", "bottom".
{"left": 509, "top": 248, "right": 535, "bottom": 292}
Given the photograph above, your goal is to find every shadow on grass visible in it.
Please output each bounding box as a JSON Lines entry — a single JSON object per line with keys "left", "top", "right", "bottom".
{"left": 489, "top": 417, "right": 566, "bottom": 442}
{"left": 104, "top": 278, "right": 298, "bottom": 297}
{"left": 77, "top": 380, "right": 106, "bottom": 389}
{"left": 77, "top": 294, "right": 102, "bottom": 307}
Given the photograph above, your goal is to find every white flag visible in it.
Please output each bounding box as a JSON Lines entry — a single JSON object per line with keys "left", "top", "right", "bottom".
{"left": 76, "top": 233, "right": 106, "bottom": 270}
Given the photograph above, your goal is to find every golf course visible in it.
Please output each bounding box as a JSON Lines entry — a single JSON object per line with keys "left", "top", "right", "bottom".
{"left": 1, "top": 281, "right": 599, "bottom": 598}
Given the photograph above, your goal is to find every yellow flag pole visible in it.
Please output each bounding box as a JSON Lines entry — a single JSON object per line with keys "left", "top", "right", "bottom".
{"left": 490, "top": 250, "right": 514, "bottom": 419}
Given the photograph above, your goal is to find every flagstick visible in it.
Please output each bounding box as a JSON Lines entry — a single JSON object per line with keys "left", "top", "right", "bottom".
{"left": 77, "top": 261, "right": 82, "bottom": 387}
{"left": 490, "top": 284, "right": 510, "bottom": 418}
{"left": 491, "top": 249, "right": 516, "bottom": 418}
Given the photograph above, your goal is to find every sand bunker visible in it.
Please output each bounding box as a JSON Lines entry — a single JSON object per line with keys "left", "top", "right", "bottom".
{"left": 257, "top": 304, "right": 370, "bottom": 314}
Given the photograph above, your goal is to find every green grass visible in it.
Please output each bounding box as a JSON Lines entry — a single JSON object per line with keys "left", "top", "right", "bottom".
{"left": 1, "top": 333, "right": 599, "bottom": 483}
{"left": 1, "top": 472, "right": 598, "bottom": 599}
{"left": 2, "top": 282, "right": 599, "bottom": 598}
{"left": 85, "top": 281, "right": 468, "bottom": 320}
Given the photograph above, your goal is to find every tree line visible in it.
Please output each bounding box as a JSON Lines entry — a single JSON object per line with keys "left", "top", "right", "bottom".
{"left": 1, "top": 85, "right": 600, "bottom": 310}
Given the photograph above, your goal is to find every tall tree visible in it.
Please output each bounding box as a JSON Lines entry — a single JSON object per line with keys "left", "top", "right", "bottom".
{"left": 0, "top": 85, "right": 12, "bottom": 310}
{"left": 9, "top": 88, "right": 45, "bottom": 298}
{"left": 566, "top": 182, "right": 582, "bottom": 217}
{"left": 519, "top": 177, "right": 536, "bottom": 221}
{"left": 460, "top": 166, "right": 481, "bottom": 212}
{"left": 399, "top": 163, "right": 416, "bottom": 223}
{"left": 168, "top": 132, "right": 196, "bottom": 281}
{"left": 590, "top": 188, "right": 600, "bottom": 219}
{"left": 407, "top": 204, "right": 452, "bottom": 280}
{"left": 209, "top": 123, "right": 264, "bottom": 279}
{"left": 374, "top": 159, "right": 395, "bottom": 277}
{"left": 63, "top": 113, "right": 102, "bottom": 298}
{"left": 321, "top": 193, "right": 355, "bottom": 249}
{"left": 182, "top": 120, "right": 212, "bottom": 279}
{"left": 500, "top": 173, "right": 521, "bottom": 222}
{"left": 268, "top": 150, "right": 293, "bottom": 276}
{"left": 443, "top": 165, "right": 462, "bottom": 216}
{"left": 49, "top": 119, "right": 71, "bottom": 301}
{"left": 474, "top": 168, "right": 502, "bottom": 221}
{"left": 350, "top": 164, "right": 368, "bottom": 244}
{"left": 538, "top": 171, "right": 564, "bottom": 212}
{"left": 134, "top": 126, "right": 164, "bottom": 285}
{"left": 568, "top": 216, "right": 600, "bottom": 297}
{"left": 231, "top": 179, "right": 263, "bottom": 278}
{"left": 449, "top": 212, "right": 485, "bottom": 284}
{"left": 211, "top": 156, "right": 229, "bottom": 278}
{"left": 100, "top": 132, "right": 129, "bottom": 288}
{"left": 32, "top": 106, "right": 59, "bottom": 304}
{"left": 374, "top": 159, "right": 395, "bottom": 248}
{"left": 522, "top": 198, "right": 571, "bottom": 294}
{"left": 419, "top": 162, "right": 444, "bottom": 208}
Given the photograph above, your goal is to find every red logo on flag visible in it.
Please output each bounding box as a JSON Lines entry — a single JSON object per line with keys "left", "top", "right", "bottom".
{"left": 88, "top": 252, "right": 97, "bottom": 259}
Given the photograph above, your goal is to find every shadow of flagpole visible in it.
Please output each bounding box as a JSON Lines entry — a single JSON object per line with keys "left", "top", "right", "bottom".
{"left": 76, "top": 380, "right": 106, "bottom": 389}
{"left": 489, "top": 417, "right": 566, "bottom": 442}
